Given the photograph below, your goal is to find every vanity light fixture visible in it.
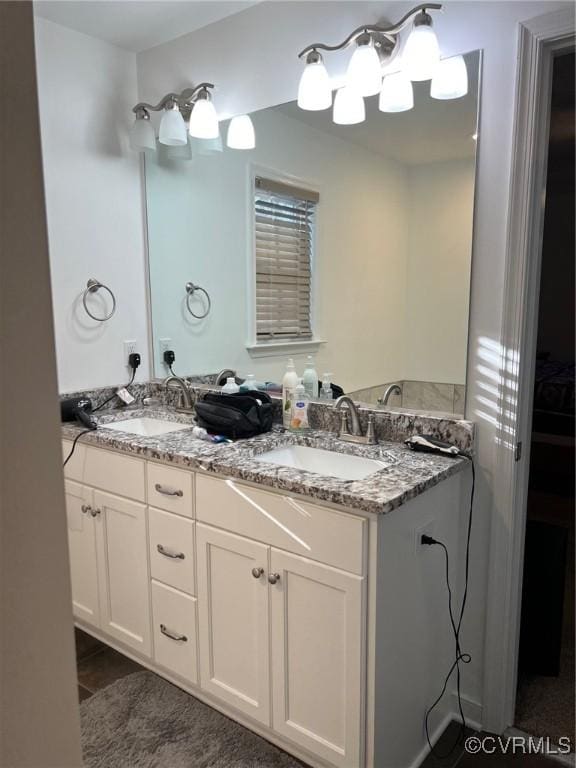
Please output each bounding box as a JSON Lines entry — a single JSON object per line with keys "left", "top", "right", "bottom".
{"left": 297, "top": 4, "right": 466, "bottom": 125}
{"left": 430, "top": 54, "right": 468, "bottom": 99}
{"left": 130, "top": 107, "right": 156, "bottom": 152}
{"left": 130, "top": 83, "right": 257, "bottom": 151}
{"left": 226, "top": 115, "right": 256, "bottom": 150}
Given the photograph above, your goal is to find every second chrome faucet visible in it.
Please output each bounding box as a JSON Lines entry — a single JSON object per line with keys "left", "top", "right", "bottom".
{"left": 334, "top": 396, "right": 377, "bottom": 445}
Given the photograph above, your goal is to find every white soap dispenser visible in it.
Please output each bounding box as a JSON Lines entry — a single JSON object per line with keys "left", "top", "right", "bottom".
{"left": 290, "top": 378, "right": 310, "bottom": 431}
{"left": 319, "top": 373, "right": 333, "bottom": 400}
{"left": 302, "top": 355, "right": 319, "bottom": 399}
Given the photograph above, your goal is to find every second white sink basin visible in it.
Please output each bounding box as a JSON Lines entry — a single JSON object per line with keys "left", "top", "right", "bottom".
{"left": 254, "top": 445, "right": 388, "bottom": 481}
{"left": 103, "top": 417, "right": 192, "bottom": 437}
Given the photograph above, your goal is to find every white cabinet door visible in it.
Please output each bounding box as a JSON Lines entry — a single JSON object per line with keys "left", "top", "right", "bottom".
{"left": 65, "top": 480, "right": 100, "bottom": 628}
{"left": 196, "top": 523, "right": 270, "bottom": 725}
{"left": 270, "top": 549, "right": 364, "bottom": 768}
{"left": 93, "top": 490, "right": 151, "bottom": 657}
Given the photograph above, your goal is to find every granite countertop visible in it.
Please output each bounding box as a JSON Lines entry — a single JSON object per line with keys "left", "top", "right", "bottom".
{"left": 62, "top": 407, "right": 470, "bottom": 516}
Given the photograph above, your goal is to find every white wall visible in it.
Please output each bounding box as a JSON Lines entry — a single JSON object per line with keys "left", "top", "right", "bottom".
{"left": 137, "top": 0, "right": 573, "bottom": 726}
{"left": 404, "top": 158, "right": 475, "bottom": 385}
{"left": 34, "top": 17, "right": 149, "bottom": 392}
{"left": 147, "top": 107, "right": 408, "bottom": 391}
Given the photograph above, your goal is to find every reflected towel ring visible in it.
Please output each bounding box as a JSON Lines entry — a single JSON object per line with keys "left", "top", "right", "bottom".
{"left": 82, "top": 278, "right": 116, "bottom": 322}
{"left": 185, "top": 281, "right": 211, "bottom": 319}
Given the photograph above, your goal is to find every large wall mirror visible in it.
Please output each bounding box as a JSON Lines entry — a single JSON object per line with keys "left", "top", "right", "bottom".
{"left": 145, "top": 50, "right": 481, "bottom": 415}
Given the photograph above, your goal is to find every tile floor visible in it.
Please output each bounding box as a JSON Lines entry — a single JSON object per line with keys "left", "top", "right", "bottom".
{"left": 75, "top": 629, "right": 569, "bottom": 768}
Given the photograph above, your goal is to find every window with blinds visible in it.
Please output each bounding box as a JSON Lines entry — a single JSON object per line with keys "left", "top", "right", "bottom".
{"left": 254, "top": 176, "right": 318, "bottom": 342}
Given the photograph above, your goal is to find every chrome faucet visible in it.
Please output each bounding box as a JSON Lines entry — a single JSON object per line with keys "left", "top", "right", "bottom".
{"left": 163, "top": 375, "right": 194, "bottom": 413}
{"left": 378, "top": 384, "right": 402, "bottom": 406}
{"left": 334, "top": 395, "right": 377, "bottom": 445}
{"left": 215, "top": 369, "right": 236, "bottom": 386}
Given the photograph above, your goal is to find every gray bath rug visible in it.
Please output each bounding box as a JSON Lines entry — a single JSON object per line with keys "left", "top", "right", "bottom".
{"left": 80, "top": 670, "right": 307, "bottom": 768}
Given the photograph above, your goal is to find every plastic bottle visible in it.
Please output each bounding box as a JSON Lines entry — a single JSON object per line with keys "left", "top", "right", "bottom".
{"left": 319, "top": 373, "right": 333, "bottom": 400}
{"left": 282, "top": 359, "right": 299, "bottom": 428}
{"left": 302, "top": 355, "right": 319, "bottom": 399}
{"left": 222, "top": 377, "right": 240, "bottom": 394}
{"left": 239, "top": 374, "right": 256, "bottom": 392}
{"left": 290, "top": 379, "right": 310, "bottom": 431}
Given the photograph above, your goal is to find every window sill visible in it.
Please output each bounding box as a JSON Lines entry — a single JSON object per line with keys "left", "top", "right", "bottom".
{"left": 246, "top": 339, "right": 326, "bottom": 358}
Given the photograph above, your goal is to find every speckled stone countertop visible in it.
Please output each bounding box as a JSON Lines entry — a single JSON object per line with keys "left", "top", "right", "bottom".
{"left": 62, "top": 407, "right": 470, "bottom": 516}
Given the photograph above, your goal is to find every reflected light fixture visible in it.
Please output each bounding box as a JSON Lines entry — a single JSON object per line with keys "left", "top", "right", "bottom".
{"left": 129, "top": 107, "right": 156, "bottom": 151}
{"left": 347, "top": 33, "right": 383, "bottom": 96}
{"left": 430, "top": 54, "right": 468, "bottom": 99}
{"left": 333, "top": 85, "right": 365, "bottom": 125}
{"left": 297, "top": 50, "right": 332, "bottom": 110}
{"left": 296, "top": 4, "right": 468, "bottom": 126}
{"left": 379, "top": 70, "right": 414, "bottom": 112}
{"left": 159, "top": 99, "right": 187, "bottom": 146}
{"left": 227, "top": 115, "right": 256, "bottom": 149}
{"left": 130, "top": 83, "right": 256, "bottom": 152}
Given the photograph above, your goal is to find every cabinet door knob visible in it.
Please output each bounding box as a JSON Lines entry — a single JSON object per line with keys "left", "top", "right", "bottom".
{"left": 268, "top": 572, "right": 280, "bottom": 585}
{"left": 80, "top": 504, "right": 91, "bottom": 514}
{"left": 90, "top": 508, "right": 101, "bottom": 517}
{"left": 157, "top": 544, "right": 185, "bottom": 560}
{"left": 251, "top": 567, "right": 264, "bottom": 579}
{"left": 154, "top": 483, "right": 183, "bottom": 497}
{"left": 160, "top": 624, "right": 188, "bottom": 642}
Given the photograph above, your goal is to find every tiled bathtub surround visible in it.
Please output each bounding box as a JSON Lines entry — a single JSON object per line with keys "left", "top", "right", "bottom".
{"left": 62, "top": 407, "right": 470, "bottom": 516}
{"left": 347, "top": 379, "right": 467, "bottom": 415}
{"left": 60, "top": 379, "right": 474, "bottom": 454}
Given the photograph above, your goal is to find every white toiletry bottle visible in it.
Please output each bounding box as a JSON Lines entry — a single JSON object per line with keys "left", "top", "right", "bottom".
{"left": 222, "top": 376, "right": 240, "bottom": 394}
{"left": 239, "top": 374, "right": 256, "bottom": 392}
{"left": 282, "top": 359, "right": 299, "bottom": 428}
{"left": 319, "top": 373, "right": 333, "bottom": 400}
{"left": 290, "top": 379, "right": 310, "bottom": 431}
{"left": 302, "top": 355, "right": 319, "bottom": 399}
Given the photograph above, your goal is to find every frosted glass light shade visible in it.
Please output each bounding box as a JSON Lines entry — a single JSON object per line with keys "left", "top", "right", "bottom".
{"left": 402, "top": 21, "right": 441, "bottom": 81}
{"left": 347, "top": 42, "right": 382, "bottom": 97}
{"left": 130, "top": 117, "right": 156, "bottom": 151}
{"left": 333, "top": 86, "right": 365, "bottom": 125}
{"left": 430, "top": 55, "right": 468, "bottom": 99}
{"left": 298, "top": 58, "right": 332, "bottom": 110}
{"left": 189, "top": 98, "right": 219, "bottom": 139}
{"left": 159, "top": 107, "right": 187, "bottom": 146}
{"left": 227, "top": 115, "right": 255, "bottom": 149}
{"left": 379, "top": 71, "right": 414, "bottom": 112}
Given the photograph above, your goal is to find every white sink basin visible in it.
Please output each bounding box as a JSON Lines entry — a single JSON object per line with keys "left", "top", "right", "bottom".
{"left": 103, "top": 417, "right": 192, "bottom": 437}
{"left": 254, "top": 445, "right": 388, "bottom": 481}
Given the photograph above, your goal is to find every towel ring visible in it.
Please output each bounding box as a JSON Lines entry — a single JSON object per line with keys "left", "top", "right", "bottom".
{"left": 82, "top": 278, "right": 116, "bottom": 322}
{"left": 185, "top": 281, "right": 211, "bottom": 319}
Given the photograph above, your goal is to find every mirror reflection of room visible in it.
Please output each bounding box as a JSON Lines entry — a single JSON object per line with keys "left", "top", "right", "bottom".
{"left": 146, "top": 51, "right": 480, "bottom": 416}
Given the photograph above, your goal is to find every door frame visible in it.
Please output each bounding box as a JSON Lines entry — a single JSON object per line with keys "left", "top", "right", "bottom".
{"left": 482, "top": 7, "right": 575, "bottom": 734}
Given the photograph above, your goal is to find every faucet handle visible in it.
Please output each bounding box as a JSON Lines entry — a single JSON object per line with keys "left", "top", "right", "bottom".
{"left": 366, "top": 413, "right": 377, "bottom": 444}
{"left": 339, "top": 410, "right": 349, "bottom": 436}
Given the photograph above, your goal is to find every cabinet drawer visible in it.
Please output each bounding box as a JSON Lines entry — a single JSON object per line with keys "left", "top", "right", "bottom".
{"left": 196, "top": 476, "right": 365, "bottom": 575}
{"left": 149, "top": 508, "right": 195, "bottom": 595}
{"left": 63, "top": 441, "right": 145, "bottom": 502}
{"left": 147, "top": 463, "right": 194, "bottom": 517}
{"left": 152, "top": 581, "right": 198, "bottom": 685}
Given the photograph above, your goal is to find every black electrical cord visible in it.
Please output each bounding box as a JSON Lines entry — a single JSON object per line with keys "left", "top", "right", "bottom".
{"left": 423, "top": 456, "right": 475, "bottom": 759}
{"left": 92, "top": 367, "right": 137, "bottom": 413}
{"left": 63, "top": 428, "right": 95, "bottom": 468}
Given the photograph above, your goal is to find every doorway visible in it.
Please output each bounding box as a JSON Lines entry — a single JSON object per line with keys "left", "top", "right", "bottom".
{"left": 514, "top": 49, "right": 575, "bottom": 746}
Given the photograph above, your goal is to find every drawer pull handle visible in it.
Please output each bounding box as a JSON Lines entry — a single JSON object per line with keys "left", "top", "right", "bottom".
{"left": 251, "top": 567, "right": 264, "bottom": 579}
{"left": 160, "top": 624, "right": 187, "bottom": 642}
{"left": 90, "top": 508, "right": 101, "bottom": 517}
{"left": 155, "top": 483, "right": 183, "bottom": 497}
{"left": 268, "top": 572, "right": 280, "bottom": 585}
{"left": 80, "top": 504, "right": 92, "bottom": 515}
{"left": 157, "top": 544, "right": 185, "bottom": 560}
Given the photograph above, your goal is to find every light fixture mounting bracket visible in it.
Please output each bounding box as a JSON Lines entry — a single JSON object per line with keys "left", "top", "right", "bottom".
{"left": 132, "top": 83, "right": 215, "bottom": 121}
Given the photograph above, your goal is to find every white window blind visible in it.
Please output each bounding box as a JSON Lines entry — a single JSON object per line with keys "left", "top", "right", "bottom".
{"left": 254, "top": 176, "right": 318, "bottom": 342}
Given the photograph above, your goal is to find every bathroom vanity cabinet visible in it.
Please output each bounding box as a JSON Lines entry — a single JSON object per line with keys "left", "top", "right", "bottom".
{"left": 62, "top": 438, "right": 466, "bottom": 768}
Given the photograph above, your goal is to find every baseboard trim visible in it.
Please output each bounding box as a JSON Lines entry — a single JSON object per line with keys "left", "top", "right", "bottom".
{"left": 452, "top": 691, "right": 483, "bottom": 732}
{"left": 411, "top": 712, "right": 454, "bottom": 768}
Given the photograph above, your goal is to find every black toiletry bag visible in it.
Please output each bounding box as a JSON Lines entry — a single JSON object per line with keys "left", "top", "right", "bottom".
{"left": 194, "top": 391, "right": 274, "bottom": 439}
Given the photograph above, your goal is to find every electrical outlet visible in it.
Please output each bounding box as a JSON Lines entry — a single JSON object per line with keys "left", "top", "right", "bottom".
{"left": 159, "top": 338, "right": 172, "bottom": 362}
{"left": 123, "top": 340, "right": 138, "bottom": 366}
{"left": 415, "top": 520, "right": 435, "bottom": 554}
